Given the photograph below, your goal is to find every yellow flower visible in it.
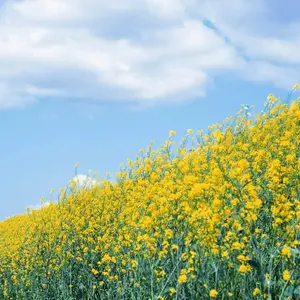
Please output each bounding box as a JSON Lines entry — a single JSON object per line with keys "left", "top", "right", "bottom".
{"left": 283, "top": 270, "right": 290, "bottom": 281}
{"left": 209, "top": 289, "right": 218, "bottom": 298}
{"left": 91, "top": 268, "right": 99, "bottom": 275}
{"left": 169, "top": 130, "right": 176, "bottom": 137}
{"left": 165, "top": 229, "right": 173, "bottom": 239}
{"left": 212, "top": 199, "right": 222, "bottom": 209}
{"left": 293, "top": 83, "right": 300, "bottom": 90}
{"left": 267, "top": 94, "right": 275, "bottom": 102}
{"left": 281, "top": 246, "right": 291, "bottom": 258}
{"left": 187, "top": 129, "right": 193, "bottom": 135}
{"left": 169, "top": 288, "right": 176, "bottom": 295}
{"left": 231, "top": 242, "right": 242, "bottom": 250}
{"left": 239, "top": 264, "right": 248, "bottom": 273}
{"left": 171, "top": 244, "right": 179, "bottom": 251}
{"left": 237, "top": 255, "right": 249, "bottom": 263}
{"left": 131, "top": 260, "right": 138, "bottom": 267}
{"left": 253, "top": 288, "right": 260, "bottom": 296}
{"left": 178, "top": 274, "right": 187, "bottom": 284}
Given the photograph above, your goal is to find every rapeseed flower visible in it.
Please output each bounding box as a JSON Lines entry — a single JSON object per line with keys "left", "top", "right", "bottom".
{"left": 209, "top": 289, "right": 218, "bottom": 297}
{"left": 0, "top": 89, "right": 299, "bottom": 299}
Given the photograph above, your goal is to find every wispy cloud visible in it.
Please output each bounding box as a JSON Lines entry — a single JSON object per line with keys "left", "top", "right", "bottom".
{"left": 0, "top": 0, "right": 299, "bottom": 109}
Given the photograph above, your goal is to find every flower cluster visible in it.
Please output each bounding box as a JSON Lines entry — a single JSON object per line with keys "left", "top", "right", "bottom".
{"left": 0, "top": 90, "right": 300, "bottom": 299}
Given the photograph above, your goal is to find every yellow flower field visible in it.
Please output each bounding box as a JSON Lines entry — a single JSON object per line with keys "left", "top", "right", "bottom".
{"left": 0, "top": 90, "right": 300, "bottom": 299}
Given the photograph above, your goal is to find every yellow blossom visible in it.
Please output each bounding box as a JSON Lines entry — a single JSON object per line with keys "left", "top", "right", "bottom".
{"left": 169, "top": 130, "right": 176, "bottom": 137}
{"left": 283, "top": 270, "right": 290, "bottom": 281}
{"left": 169, "top": 288, "right": 176, "bottom": 295}
{"left": 253, "top": 288, "right": 260, "bottom": 296}
{"left": 281, "top": 246, "right": 292, "bottom": 258}
{"left": 178, "top": 274, "right": 187, "bottom": 284}
{"left": 209, "top": 289, "right": 218, "bottom": 298}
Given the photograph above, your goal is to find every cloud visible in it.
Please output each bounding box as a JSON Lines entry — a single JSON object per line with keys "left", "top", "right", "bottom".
{"left": 69, "top": 174, "right": 97, "bottom": 189}
{"left": 243, "top": 61, "right": 300, "bottom": 89}
{"left": 28, "top": 201, "right": 50, "bottom": 211}
{"left": 0, "top": 82, "right": 36, "bottom": 109}
{"left": 0, "top": 0, "right": 299, "bottom": 109}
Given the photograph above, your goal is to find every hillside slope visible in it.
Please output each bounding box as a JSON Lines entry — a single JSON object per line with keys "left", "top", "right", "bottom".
{"left": 1, "top": 94, "right": 300, "bottom": 299}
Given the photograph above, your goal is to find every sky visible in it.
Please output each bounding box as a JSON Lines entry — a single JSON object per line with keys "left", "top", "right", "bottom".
{"left": 0, "top": 0, "right": 299, "bottom": 220}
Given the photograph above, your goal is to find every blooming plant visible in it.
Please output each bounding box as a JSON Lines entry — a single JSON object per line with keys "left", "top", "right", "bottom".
{"left": 0, "top": 86, "right": 300, "bottom": 299}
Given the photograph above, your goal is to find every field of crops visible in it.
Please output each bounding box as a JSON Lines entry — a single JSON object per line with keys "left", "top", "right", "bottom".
{"left": 1, "top": 90, "right": 300, "bottom": 299}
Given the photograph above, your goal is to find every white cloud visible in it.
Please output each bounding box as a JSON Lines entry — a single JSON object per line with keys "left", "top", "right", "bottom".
{"left": 28, "top": 201, "right": 50, "bottom": 211}
{"left": 25, "top": 85, "right": 60, "bottom": 96}
{"left": 144, "top": 0, "right": 186, "bottom": 19}
{"left": 0, "top": 0, "right": 299, "bottom": 109}
{"left": 69, "top": 174, "right": 97, "bottom": 189}
{"left": 12, "top": 0, "right": 80, "bottom": 22}
{"left": 0, "top": 82, "right": 35, "bottom": 109}
{"left": 231, "top": 35, "right": 300, "bottom": 65}
{"left": 243, "top": 61, "right": 300, "bottom": 89}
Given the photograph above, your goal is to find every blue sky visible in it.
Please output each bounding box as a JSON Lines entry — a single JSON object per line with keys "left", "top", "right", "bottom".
{"left": 0, "top": 0, "right": 299, "bottom": 220}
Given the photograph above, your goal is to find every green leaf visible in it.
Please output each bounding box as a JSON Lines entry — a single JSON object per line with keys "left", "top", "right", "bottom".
{"left": 209, "top": 257, "right": 216, "bottom": 269}
{"left": 293, "top": 285, "right": 300, "bottom": 295}
{"left": 284, "top": 286, "right": 294, "bottom": 297}
{"left": 290, "top": 248, "right": 300, "bottom": 255}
